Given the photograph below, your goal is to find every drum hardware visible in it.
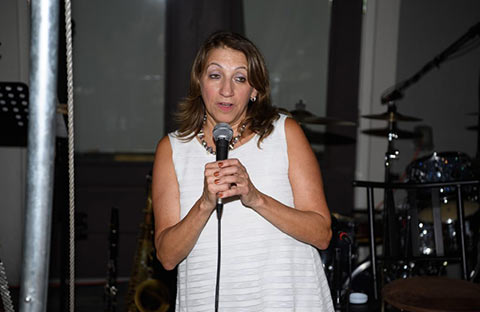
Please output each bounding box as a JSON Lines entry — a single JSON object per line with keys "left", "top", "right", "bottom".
{"left": 361, "top": 126, "right": 420, "bottom": 140}
{"left": 289, "top": 100, "right": 356, "bottom": 126}
{"left": 360, "top": 101, "right": 423, "bottom": 259}
{"left": 384, "top": 103, "right": 418, "bottom": 259}
{"left": 470, "top": 250, "right": 480, "bottom": 282}
{"left": 333, "top": 232, "right": 354, "bottom": 311}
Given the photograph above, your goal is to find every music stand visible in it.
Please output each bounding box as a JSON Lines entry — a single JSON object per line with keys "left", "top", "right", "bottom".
{"left": 0, "top": 82, "right": 29, "bottom": 147}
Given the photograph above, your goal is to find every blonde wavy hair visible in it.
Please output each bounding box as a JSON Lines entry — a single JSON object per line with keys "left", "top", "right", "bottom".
{"left": 174, "top": 31, "right": 280, "bottom": 146}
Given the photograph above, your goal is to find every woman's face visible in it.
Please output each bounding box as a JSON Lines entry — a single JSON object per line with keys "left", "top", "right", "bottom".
{"left": 199, "top": 47, "right": 258, "bottom": 130}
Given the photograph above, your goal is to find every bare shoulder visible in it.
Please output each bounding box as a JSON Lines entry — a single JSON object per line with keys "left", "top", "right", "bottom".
{"left": 284, "top": 116, "right": 321, "bottom": 177}
{"left": 155, "top": 135, "right": 172, "bottom": 158}
{"left": 152, "top": 135, "right": 180, "bottom": 227}
{"left": 284, "top": 117, "right": 310, "bottom": 150}
{"left": 152, "top": 135, "right": 174, "bottom": 191}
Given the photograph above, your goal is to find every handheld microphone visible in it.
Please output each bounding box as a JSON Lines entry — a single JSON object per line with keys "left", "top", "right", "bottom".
{"left": 213, "top": 123, "right": 233, "bottom": 219}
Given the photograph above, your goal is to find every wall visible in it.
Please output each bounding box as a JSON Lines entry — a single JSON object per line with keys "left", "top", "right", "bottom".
{"left": 72, "top": 0, "right": 166, "bottom": 153}
{"left": 355, "top": 0, "right": 402, "bottom": 208}
{"left": 394, "top": 1, "right": 480, "bottom": 175}
{"left": 244, "top": 0, "right": 331, "bottom": 117}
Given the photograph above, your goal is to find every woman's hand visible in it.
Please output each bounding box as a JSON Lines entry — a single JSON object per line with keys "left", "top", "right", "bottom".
{"left": 200, "top": 161, "right": 223, "bottom": 212}
{"left": 209, "top": 158, "right": 262, "bottom": 208}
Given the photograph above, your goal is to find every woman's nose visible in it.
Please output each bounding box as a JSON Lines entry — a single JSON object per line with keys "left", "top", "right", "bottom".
{"left": 219, "top": 79, "right": 234, "bottom": 97}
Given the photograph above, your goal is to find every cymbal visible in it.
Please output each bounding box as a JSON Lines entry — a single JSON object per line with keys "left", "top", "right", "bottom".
{"left": 301, "top": 126, "right": 356, "bottom": 145}
{"left": 419, "top": 200, "right": 479, "bottom": 223}
{"left": 290, "top": 108, "right": 356, "bottom": 126}
{"left": 362, "top": 111, "right": 422, "bottom": 122}
{"left": 362, "top": 127, "right": 420, "bottom": 139}
{"left": 332, "top": 212, "right": 354, "bottom": 223}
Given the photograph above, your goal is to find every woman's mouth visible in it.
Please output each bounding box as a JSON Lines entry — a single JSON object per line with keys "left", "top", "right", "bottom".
{"left": 217, "top": 102, "right": 233, "bottom": 111}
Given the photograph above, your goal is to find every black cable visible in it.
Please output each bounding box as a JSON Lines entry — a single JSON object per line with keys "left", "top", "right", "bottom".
{"left": 215, "top": 203, "right": 222, "bottom": 312}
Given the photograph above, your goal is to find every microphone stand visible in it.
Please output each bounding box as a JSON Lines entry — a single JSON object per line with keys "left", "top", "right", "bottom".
{"left": 333, "top": 247, "right": 342, "bottom": 310}
{"left": 333, "top": 232, "right": 353, "bottom": 312}
{"left": 381, "top": 21, "right": 480, "bottom": 104}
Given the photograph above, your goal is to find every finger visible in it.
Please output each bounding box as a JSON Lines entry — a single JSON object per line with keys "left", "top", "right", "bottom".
{"left": 217, "top": 165, "right": 241, "bottom": 177}
{"left": 214, "top": 175, "right": 241, "bottom": 187}
{"left": 206, "top": 182, "right": 225, "bottom": 197}
{"left": 215, "top": 158, "right": 242, "bottom": 168}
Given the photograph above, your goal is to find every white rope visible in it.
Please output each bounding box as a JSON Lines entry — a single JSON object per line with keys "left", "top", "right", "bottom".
{"left": 64, "top": 0, "right": 75, "bottom": 310}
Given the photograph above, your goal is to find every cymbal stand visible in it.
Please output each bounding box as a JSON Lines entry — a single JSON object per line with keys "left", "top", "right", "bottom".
{"left": 383, "top": 102, "right": 400, "bottom": 260}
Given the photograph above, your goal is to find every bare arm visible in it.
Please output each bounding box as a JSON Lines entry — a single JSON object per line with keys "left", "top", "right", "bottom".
{"left": 152, "top": 136, "right": 218, "bottom": 270}
{"left": 213, "top": 117, "right": 332, "bottom": 249}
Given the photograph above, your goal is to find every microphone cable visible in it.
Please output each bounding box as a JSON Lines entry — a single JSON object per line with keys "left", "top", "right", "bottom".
{"left": 215, "top": 203, "right": 222, "bottom": 312}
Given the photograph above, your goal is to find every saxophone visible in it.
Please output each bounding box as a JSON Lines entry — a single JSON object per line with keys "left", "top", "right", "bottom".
{"left": 125, "top": 175, "right": 170, "bottom": 312}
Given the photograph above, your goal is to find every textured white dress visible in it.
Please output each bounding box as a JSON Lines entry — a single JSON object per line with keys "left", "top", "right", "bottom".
{"left": 169, "top": 114, "right": 334, "bottom": 312}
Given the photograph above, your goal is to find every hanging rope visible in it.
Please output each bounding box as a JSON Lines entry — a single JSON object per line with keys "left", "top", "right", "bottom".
{"left": 64, "top": 0, "right": 75, "bottom": 310}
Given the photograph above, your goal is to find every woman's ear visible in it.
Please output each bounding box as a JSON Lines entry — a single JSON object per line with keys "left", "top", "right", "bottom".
{"left": 250, "top": 89, "right": 259, "bottom": 102}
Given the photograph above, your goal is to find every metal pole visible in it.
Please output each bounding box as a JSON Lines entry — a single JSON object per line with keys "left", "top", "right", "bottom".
{"left": 456, "top": 185, "right": 468, "bottom": 280}
{"left": 20, "top": 0, "right": 59, "bottom": 311}
{"left": 367, "top": 187, "right": 378, "bottom": 301}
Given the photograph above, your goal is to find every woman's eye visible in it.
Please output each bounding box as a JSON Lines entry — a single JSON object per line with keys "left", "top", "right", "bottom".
{"left": 235, "top": 76, "right": 247, "bottom": 83}
{"left": 209, "top": 73, "right": 220, "bottom": 79}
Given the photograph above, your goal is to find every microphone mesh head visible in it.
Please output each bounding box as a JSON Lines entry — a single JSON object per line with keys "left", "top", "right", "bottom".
{"left": 213, "top": 123, "right": 233, "bottom": 142}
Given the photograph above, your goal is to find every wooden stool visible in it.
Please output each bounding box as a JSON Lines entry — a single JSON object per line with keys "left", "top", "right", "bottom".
{"left": 382, "top": 276, "right": 480, "bottom": 312}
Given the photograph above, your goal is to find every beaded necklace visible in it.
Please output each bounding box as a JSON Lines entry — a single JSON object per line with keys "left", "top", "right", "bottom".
{"left": 197, "top": 123, "right": 246, "bottom": 155}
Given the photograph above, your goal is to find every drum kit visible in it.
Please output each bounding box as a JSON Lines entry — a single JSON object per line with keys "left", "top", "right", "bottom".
{"left": 289, "top": 99, "right": 480, "bottom": 310}
{"left": 288, "top": 20, "right": 480, "bottom": 312}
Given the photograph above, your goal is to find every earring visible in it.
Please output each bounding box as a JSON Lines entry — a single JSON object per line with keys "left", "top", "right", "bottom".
{"left": 250, "top": 96, "right": 257, "bottom": 102}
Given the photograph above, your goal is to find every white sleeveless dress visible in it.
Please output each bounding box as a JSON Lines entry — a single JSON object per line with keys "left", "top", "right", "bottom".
{"left": 168, "top": 114, "right": 334, "bottom": 312}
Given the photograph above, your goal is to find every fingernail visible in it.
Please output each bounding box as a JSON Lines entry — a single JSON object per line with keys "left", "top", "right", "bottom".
{"left": 214, "top": 179, "right": 219, "bottom": 184}
{"left": 218, "top": 193, "right": 223, "bottom": 198}
{"left": 218, "top": 162, "right": 223, "bottom": 167}
{"left": 214, "top": 171, "right": 219, "bottom": 177}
